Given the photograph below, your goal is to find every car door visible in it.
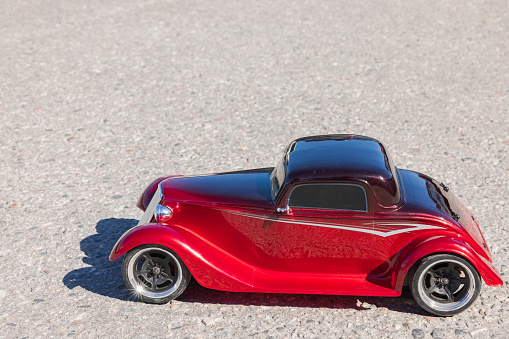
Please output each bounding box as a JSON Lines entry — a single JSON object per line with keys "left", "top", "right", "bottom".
{"left": 267, "top": 182, "right": 375, "bottom": 275}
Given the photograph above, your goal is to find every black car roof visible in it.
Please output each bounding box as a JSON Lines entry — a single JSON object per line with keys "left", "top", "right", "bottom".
{"left": 283, "top": 134, "right": 401, "bottom": 207}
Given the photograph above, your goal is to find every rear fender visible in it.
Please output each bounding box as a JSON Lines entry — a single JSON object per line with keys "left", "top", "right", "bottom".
{"left": 109, "top": 223, "right": 255, "bottom": 292}
{"left": 394, "top": 237, "right": 503, "bottom": 292}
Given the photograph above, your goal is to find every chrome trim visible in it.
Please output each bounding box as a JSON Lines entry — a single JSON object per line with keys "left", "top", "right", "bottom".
{"left": 137, "top": 185, "right": 162, "bottom": 226}
{"left": 154, "top": 204, "right": 173, "bottom": 222}
{"left": 110, "top": 184, "right": 164, "bottom": 258}
{"left": 276, "top": 207, "right": 288, "bottom": 214}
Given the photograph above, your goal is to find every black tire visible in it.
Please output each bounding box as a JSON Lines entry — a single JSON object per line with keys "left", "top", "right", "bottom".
{"left": 122, "top": 244, "right": 191, "bottom": 304}
{"left": 409, "top": 254, "right": 481, "bottom": 316}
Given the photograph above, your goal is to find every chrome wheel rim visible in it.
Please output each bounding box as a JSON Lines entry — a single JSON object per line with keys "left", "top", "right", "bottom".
{"left": 418, "top": 259, "right": 476, "bottom": 312}
{"left": 127, "top": 247, "right": 182, "bottom": 298}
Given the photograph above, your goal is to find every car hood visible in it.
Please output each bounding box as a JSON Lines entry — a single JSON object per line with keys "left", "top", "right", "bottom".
{"left": 159, "top": 167, "right": 275, "bottom": 210}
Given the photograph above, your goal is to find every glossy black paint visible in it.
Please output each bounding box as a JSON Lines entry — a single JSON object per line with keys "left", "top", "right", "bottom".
{"left": 160, "top": 168, "right": 274, "bottom": 209}
{"left": 399, "top": 169, "right": 490, "bottom": 260}
{"left": 281, "top": 135, "right": 402, "bottom": 208}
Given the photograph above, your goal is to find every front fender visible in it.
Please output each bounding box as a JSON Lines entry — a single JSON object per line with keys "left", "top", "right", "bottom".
{"left": 109, "top": 223, "right": 256, "bottom": 292}
{"left": 394, "top": 237, "right": 503, "bottom": 292}
{"left": 136, "top": 176, "right": 182, "bottom": 211}
{"left": 109, "top": 223, "right": 188, "bottom": 261}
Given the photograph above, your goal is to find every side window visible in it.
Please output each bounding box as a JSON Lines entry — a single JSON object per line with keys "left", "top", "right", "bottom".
{"left": 289, "top": 183, "right": 368, "bottom": 212}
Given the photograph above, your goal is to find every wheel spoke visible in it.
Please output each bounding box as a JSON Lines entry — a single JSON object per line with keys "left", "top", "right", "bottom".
{"left": 451, "top": 269, "right": 464, "bottom": 281}
{"left": 425, "top": 283, "right": 439, "bottom": 296}
{"left": 162, "top": 256, "right": 171, "bottom": 266}
{"left": 158, "top": 276, "right": 172, "bottom": 284}
{"left": 160, "top": 256, "right": 176, "bottom": 277}
{"left": 428, "top": 270, "right": 440, "bottom": 279}
{"left": 444, "top": 286, "right": 454, "bottom": 302}
{"left": 137, "top": 272, "right": 150, "bottom": 280}
{"left": 446, "top": 262, "right": 455, "bottom": 276}
{"left": 152, "top": 275, "right": 158, "bottom": 290}
{"left": 449, "top": 282, "right": 461, "bottom": 294}
{"left": 142, "top": 254, "right": 155, "bottom": 266}
{"left": 449, "top": 277, "right": 463, "bottom": 283}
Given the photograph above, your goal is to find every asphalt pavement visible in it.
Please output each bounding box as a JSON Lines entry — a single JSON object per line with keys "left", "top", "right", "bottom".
{"left": 1, "top": 0, "right": 508, "bottom": 338}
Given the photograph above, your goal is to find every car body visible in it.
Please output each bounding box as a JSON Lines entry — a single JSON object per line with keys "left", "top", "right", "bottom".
{"left": 110, "top": 135, "right": 502, "bottom": 316}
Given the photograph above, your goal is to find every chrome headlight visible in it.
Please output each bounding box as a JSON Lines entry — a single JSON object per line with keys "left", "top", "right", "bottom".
{"left": 154, "top": 204, "right": 173, "bottom": 223}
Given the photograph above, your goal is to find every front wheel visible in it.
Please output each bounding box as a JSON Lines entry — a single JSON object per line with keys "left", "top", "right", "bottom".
{"left": 122, "top": 244, "right": 191, "bottom": 304}
{"left": 410, "top": 254, "right": 481, "bottom": 316}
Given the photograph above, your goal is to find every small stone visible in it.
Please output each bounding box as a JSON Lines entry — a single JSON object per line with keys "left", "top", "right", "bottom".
{"left": 0, "top": 290, "right": 6, "bottom": 299}
{"left": 73, "top": 313, "right": 86, "bottom": 321}
{"left": 361, "top": 301, "right": 376, "bottom": 309}
{"left": 470, "top": 328, "right": 488, "bottom": 336}
{"left": 202, "top": 317, "right": 221, "bottom": 326}
{"left": 8, "top": 203, "right": 17, "bottom": 208}
{"left": 112, "top": 195, "right": 122, "bottom": 199}
{"left": 431, "top": 328, "right": 447, "bottom": 338}
{"left": 455, "top": 329, "right": 469, "bottom": 337}
{"left": 412, "top": 329, "right": 425, "bottom": 339}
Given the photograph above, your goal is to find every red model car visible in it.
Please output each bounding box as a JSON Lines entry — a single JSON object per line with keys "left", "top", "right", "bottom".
{"left": 110, "top": 135, "right": 502, "bottom": 316}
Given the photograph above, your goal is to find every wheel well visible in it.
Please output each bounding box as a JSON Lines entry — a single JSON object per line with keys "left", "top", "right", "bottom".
{"left": 123, "top": 243, "right": 185, "bottom": 267}
{"left": 402, "top": 252, "right": 479, "bottom": 287}
{"left": 125, "top": 243, "right": 170, "bottom": 255}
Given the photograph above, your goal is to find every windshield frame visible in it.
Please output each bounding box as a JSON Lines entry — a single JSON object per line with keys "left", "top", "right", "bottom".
{"left": 270, "top": 156, "right": 286, "bottom": 201}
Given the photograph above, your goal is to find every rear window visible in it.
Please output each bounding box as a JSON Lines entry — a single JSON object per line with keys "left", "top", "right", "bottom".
{"left": 289, "top": 183, "right": 368, "bottom": 212}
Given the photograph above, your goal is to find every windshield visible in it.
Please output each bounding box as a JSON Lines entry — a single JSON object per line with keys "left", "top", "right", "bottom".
{"left": 271, "top": 157, "right": 286, "bottom": 200}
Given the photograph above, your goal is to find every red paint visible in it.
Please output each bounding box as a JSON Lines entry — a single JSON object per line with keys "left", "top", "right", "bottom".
{"left": 111, "top": 135, "right": 502, "bottom": 297}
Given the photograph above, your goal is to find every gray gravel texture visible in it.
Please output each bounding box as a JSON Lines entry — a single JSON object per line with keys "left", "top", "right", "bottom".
{"left": 1, "top": 0, "right": 508, "bottom": 338}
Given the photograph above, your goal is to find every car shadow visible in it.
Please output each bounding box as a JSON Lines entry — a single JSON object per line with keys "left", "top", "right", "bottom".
{"left": 62, "top": 218, "right": 427, "bottom": 315}
{"left": 178, "top": 280, "right": 426, "bottom": 314}
{"left": 62, "top": 218, "right": 138, "bottom": 301}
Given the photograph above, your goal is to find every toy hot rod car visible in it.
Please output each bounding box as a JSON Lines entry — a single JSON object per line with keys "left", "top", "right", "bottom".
{"left": 110, "top": 135, "right": 502, "bottom": 316}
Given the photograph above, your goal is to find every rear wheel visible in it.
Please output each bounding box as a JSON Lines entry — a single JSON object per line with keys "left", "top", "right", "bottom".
{"left": 122, "top": 244, "right": 191, "bottom": 304}
{"left": 410, "top": 254, "right": 481, "bottom": 316}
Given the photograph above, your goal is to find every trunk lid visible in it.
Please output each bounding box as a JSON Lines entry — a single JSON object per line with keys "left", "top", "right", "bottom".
{"left": 399, "top": 169, "right": 491, "bottom": 259}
